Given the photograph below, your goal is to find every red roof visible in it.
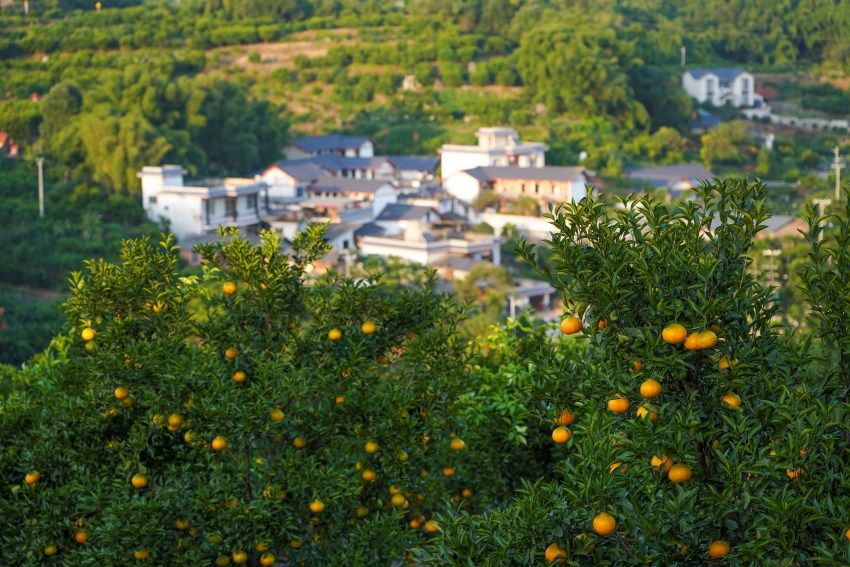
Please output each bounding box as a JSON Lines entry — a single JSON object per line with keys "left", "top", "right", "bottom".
{"left": 0, "top": 132, "right": 8, "bottom": 147}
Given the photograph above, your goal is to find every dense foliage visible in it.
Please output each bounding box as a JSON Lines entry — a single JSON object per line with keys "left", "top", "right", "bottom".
{"left": 420, "top": 180, "right": 850, "bottom": 564}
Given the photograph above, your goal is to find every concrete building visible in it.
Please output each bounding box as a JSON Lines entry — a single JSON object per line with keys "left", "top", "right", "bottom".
{"left": 682, "top": 68, "right": 764, "bottom": 108}
{"left": 440, "top": 127, "right": 546, "bottom": 179}
{"left": 444, "top": 165, "right": 588, "bottom": 205}
{"left": 285, "top": 134, "right": 374, "bottom": 160}
{"left": 138, "top": 165, "right": 267, "bottom": 242}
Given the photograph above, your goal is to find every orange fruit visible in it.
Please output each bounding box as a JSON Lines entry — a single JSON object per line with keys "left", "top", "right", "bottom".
{"left": 668, "top": 464, "right": 692, "bottom": 483}
{"left": 683, "top": 332, "right": 700, "bottom": 350}
{"left": 560, "top": 316, "right": 582, "bottom": 335}
{"left": 259, "top": 553, "right": 275, "bottom": 566}
{"left": 114, "top": 386, "right": 129, "bottom": 400}
{"left": 167, "top": 413, "right": 183, "bottom": 428}
{"left": 81, "top": 327, "right": 96, "bottom": 341}
{"left": 662, "top": 323, "right": 687, "bottom": 344}
{"left": 294, "top": 437, "right": 307, "bottom": 448}
{"left": 225, "top": 348, "right": 238, "bottom": 360}
{"left": 44, "top": 543, "right": 58, "bottom": 556}
{"left": 175, "top": 518, "right": 189, "bottom": 530}
{"left": 597, "top": 319, "right": 607, "bottom": 330}
{"left": 364, "top": 440, "right": 379, "bottom": 453}
{"left": 215, "top": 555, "right": 230, "bottom": 566}
{"left": 356, "top": 506, "right": 369, "bottom": 518}
{"left": 450, "top": 438, "right": 465, "bottom": 451}
{"left": 211, "top": 436, "right": 228, "bottom": 451}
{"left": 443, "top": 467, "right": 454, "bottom": 476}
{"left": 592, "top": 512, "right": 616, "bottom": 535}
{"left": 361, "top": 320, "right": 376, "bottom": 334}
{"left": 391, "top": 493, "right": 406, "bottom": 507}
{"left": 423, "top": 520, "right": 439, "bottom": 533}
{"left": 844, "top": 527, "right": 850, "bottom": 541}
{"left": 629, "top": 361, "right": 643, "bottom": 373}
{"left": 718, "top": 356, "right": 732, "bottom": 369}
{"left": 309, "top": 499, "right": 325, "bottom": 513}
{"left": 134, "top": 549, "right": 150, "bottom": 560}
{"left": 707, "top": 540, "right": 730, "bottom": 558}
{"left": 545, "top": 542, "right": 567, "bottom": 563}
{"left": 551, "top": 427, "right": 572, "bottom": 444}
{"left": 362, "top": 469, "right": 377, "bottom": 482}
{"left": 607, "top": 396, "right": 629, "bottom": 413}
{"left": 651, "top": 454, "right": 673, "bottom": 473}
{"left": 554, "top": 409, "right": 574, "bottom": 426}
{"left": 131, "top": 473, "right": 148, "bottom": 489}
{"left": 639, "top": 379, "right": 661, "bottom": 398}
{"left": 335, "top": 395, "right": 345, "bottom": 403}
{"left": 75, "top": 531, "right": 89, "bottom": 543}
{"left": 328, "top": 328, "right": 342, "bottom": 341}
{"left": 269, "top": 409, "right": 284, "bottom": 421}
{"left": 462, "top": 488, "right": 472, "bottom": 498}
{"left": 289, "top": 540, "right": 302, "bottom": 549}
{"left": 786, "top": 467, "right": 805, "bottom": 480}
{"left": 721, "top": 393, "right": 741, "bottom": 408}
{"left": 25, "top": 470, "right": 40, "bottom": 485}
{"left": 222, "top": 281, "right": 237, "bottom": 295}
{"left": 636, "top": 403, "right": 659, "bottom": 422}
{"left": 608, "top": 462, "right": 627, "bottom": 473}
{"left": 232, "top": 371, "right": 246, "bottom": 383}
{"left": 232, "top": 550, "right": 248, "bottom": 564}
{"left": 697, "top": 330, "right": 718, "bottom": 349}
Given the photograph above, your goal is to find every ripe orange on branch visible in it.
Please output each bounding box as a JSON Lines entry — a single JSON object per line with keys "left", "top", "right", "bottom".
{"left": 560, "top": 316, "right": 582, "bottom": 335}
{"left": 551, "top": 427, "right": 572, "bottom": 444}
{"left": 707, "top": 540, "right": 730, "bottom": 558}
{"left": 592, "top": 512, "right": 616, "bottom": 535}
{"left": 545, "top": 542, "right": 567, "bottom": 563}
{"left": 662, "top": 323, "right": 687, "bottom": 344}
{"left": 607, "top": 396, "right": 630, "bottom": 413}
{"left": 554, "top": 409, "right": 574, "bottom": 426}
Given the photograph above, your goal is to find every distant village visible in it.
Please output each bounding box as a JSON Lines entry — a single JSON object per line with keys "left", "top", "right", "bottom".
{"left": 2, "top": 68, "right": 812, "bottom": 320}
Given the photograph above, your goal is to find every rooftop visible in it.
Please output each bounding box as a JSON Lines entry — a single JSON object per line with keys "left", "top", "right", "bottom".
{"left": 308, "top": 178, "right": 393, "bottom": 194}
{"left": 375, "top": 204, "right": 436, "bottom": 222}
{"left": 463, "top": 166, "right": 586, "bottom": 182}
{"left": 292, "top": 134, "right": 371, "bottom": 152}
{"left": 386, "top": 155, "right": 440, "bottom": 172}
{"left": 624, "top": 163, "right": 714, "bottom": 183}
{"left": 686, "top": 68, "right": 748, "bottom": 81}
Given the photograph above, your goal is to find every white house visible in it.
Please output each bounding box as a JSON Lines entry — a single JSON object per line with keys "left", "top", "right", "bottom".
{"left": 444, "top": 166, "right": 588, "bottom": 205}
{"left": 257, "top": 160, "right": 326, "bottom": 205}
{"left": 682, "top": 69, "right": 764, "bottom": 108}
{"left": 440, "top": 127, "right": 547, "bottom": 179}
{"left": 373, "top": 204, "right": 442, "bottom": 238}
{"left": 285, "top": 134, "right": 374, "bottom": 160}
{"left": 138, "top": 166, "right": 267, "bottom": 242}
{"left": 303, "top": 178, "right": 397, "bottom": 220}
{"left": 387, "top": 155, "right": 440, "bottom": 184}
{"left": 357, "top": 232, "right": 502, "bottom": 267}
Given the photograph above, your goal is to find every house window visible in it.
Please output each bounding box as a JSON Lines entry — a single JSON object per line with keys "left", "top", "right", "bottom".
{"left": 706, "top": 79, "right": 715, "bottom": 98}
{"left": 204, "top": 200, "right": 216, "bottom": 223}
{"left": 225, "top": 197, "right": 237, "bottom": 219}
{"left": 148, "top": 196, "right": 157, "bottom": 204}
{"left": 741, "top": 77, "right": 750, "bottom": 98}
{"left": 246, "top": 194, "right": 258, "bottom": 211}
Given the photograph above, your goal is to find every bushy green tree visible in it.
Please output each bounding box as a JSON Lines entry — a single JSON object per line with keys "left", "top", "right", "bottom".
{"left": 421, "top": 179, "right": 850, "bottom": 564}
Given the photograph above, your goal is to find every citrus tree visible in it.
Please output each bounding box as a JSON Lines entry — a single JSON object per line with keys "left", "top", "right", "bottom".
{"left": 420, "top": 179, "right": 850, "bottom": 564}
{"left": 0, "top": 226, "right": 539, "bottom": 565}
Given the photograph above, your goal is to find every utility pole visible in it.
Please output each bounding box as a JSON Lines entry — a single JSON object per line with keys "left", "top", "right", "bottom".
{"left": 833, "top": 146, "right": 844, "bottom": 201}
{"left": 813, "top": 198, "right": 832, "bottom": 242}
{"left": 680, "top": 46, "right": 686, "bottom": 67}
{"left": 24, "top": 0, "right": 29, "bottom": 14}
{"left": 37, "top": 156, "right": 44, "bottom": 218}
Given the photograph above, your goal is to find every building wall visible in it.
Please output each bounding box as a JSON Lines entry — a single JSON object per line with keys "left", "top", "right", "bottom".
{"left": 371, "top": 186, "right": 399, "bottom": 217}
{"left": 261, "top": 169, "right": 301, "bottom": 202}
{"left": 441, "top": 149, "right": 493, "bottom": 179}
{"left": 155, "top": 193, "right": 204, "bottom": 241}
{"left": 443, "top": 171, "right": 483, "bottom": 204}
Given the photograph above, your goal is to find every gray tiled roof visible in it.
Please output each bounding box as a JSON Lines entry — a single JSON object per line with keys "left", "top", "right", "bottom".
{"left": 292, "top": 134, "right": 371, "bottom": 152}
{"left": 387, "top": 155, "right": 440, "bottom": 172}
{"left": 686, "top": 68, "right": 748, "bottom": 81}
{"left": 462, "top": 166, "right": 586, "bottom": 182}
{"left": 307, "top": 178, "right": 393, "bottom": 194}
{"left": 375, "top": 204, "right": 435, "bottom": 222}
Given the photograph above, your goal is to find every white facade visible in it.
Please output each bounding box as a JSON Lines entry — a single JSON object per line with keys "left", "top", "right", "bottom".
{"left": 258, "top": 167, "right": 313, "bottom": 204}
{"left": 443, "top": 170, "right": 485, "bottom": 203}
{"left": 139, "top": 166, "right": 267, "bottom": 242}
{"left": 682, "top": 69, "right": 763, "bottom": 108}
{"left": 358, "top": 235, "right": 501, "bottom": 267}
{"left": 440, "top": 127, "right": 546, "bottom": 179}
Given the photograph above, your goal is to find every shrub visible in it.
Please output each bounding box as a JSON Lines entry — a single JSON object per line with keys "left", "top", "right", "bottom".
{"left": 421, "top": 179, "right": 850, "bottom": 564}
